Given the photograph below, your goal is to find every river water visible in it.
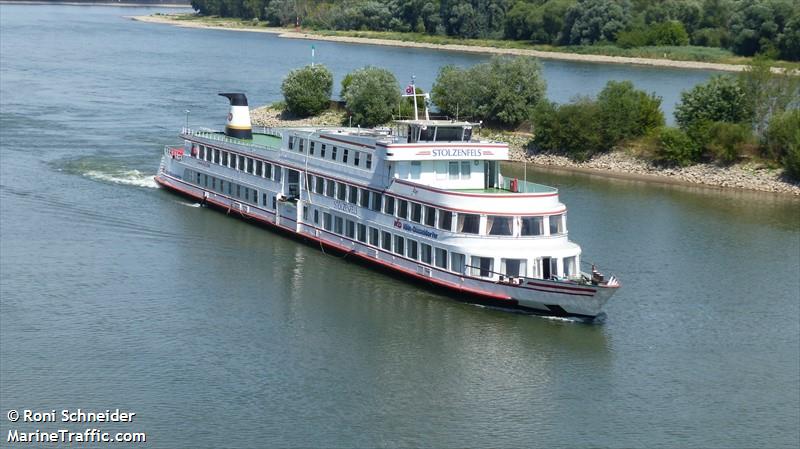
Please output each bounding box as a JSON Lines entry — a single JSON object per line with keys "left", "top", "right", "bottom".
{"left": 1, "top": 4, "right": 798, "bottom": 448}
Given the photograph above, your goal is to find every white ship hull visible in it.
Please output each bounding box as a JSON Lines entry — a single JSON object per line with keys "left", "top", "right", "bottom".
{"left": 155, "top": 164, "right": 618, "bottom": 320}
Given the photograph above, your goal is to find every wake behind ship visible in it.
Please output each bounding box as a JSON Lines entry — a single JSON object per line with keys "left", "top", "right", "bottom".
{"left": 155, "top": 92, "right": 620, "bottom": 320}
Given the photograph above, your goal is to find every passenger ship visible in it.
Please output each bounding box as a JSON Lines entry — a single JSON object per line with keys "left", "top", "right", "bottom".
{"left": 155, "top": 92, "right": 620, "bottom": 320}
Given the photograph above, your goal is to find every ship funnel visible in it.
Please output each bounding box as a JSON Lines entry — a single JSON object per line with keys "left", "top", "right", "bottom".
{"left": 219, "top": 93, "right": 252, "bottom": 140}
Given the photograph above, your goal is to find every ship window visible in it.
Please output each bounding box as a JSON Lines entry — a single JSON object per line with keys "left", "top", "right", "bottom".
{"left": 247, "top": 158, "right": 254, "bottom": 174}
{"left": 451, "top": 253, "right": 466, "bottom": 274}
{"left": 369, "top": 227, "right": 379, "bottom": 246}
{"left": 263, "top": 193, "right": 268, "bottom": 206}
{"left": 410, "top": 202, "right": 422, "bottom": 223}
{"left": 448, "top": 162, "right": 459, "bottom": 180}
{"left": 323, "top": 213, "right": 332, "bottom": 231}
{"left": 219, "top": 180, "right": 224, "bottom": 193}
{"left": 348, "top": 185, "right": 358, "bottom": 205}
{"left": 227, "top": 182, "right": 232, "bottom": 195}
{"left": 309, "top": 141, "right": 315, "bottom": 156}
{"left": 407, "top": 240, "right": 418, "bottom": 260}
{"left": 394, "top": 235, "right": 404, "bottom": 255}
{"left": 325, "top": 179, "right": 335, "bottom": 197}
{"left": 424, "top": 206, "right": 436, "bottom": 227}
{"left": 471, "top": 256, "right": 494, "bottom": 278}
{"left": 564, "top": 256, "right": 576, "bottom": 278}
{"left": 206, "top": 147, "right": 212, "bottom": 162}
{"left": 487, "top": 216, "right": 513, "bottom": 236}
{"left": 410, "top": 161, "right": 422, "bottom": 179}
{"left": 271, "top": 195, "right": 276, "bottom": 209}
{"left": 303, "top": 206, "right": 309, "bottom": 221}
{"left": 549, "top": 214, "right": 564, "bottom": 235}
{"left": 359, "top": 189, "right": 370, "bottom": 208}
{"left": 345, "top": 219, "right": 355, "bottom": 238}
{"left": 343, "top": 149, "right": 349, "bottom": 163}
{"left": 370, "top": 192, "right": 382, "bottom": 211}
{"left": 457, "top": 214, "right": 480, "bottom": 234}
{"left": 438, "top": 210, "right": 453, "bottom": 231}
{"left": 236, "top": 184, "right": 241, "bottom": 197}
{"left": 397, "top": 200, "right": 409, "bottom": 219}
{"left": 366, "top": 154, "right": 372, "bottom": 170}
{"left": 381, "top": 231, "right": 392, "bottom": 251}
{"left": 336, "top": 182, "right": 346, "bottom": 201}
{"left": 354, "top": 151, "right": 361, "bottom": 167}
{"left": 434, "top": 248, "right": 448, "bottom": 269}
{"left": 213, "top": 149, "right": 220, "bottom": 164}
{"left": 521, "top": 217, "right": 543, "bottom": 236}
{"left": 501, "top": 259, "right": 527, "bottom": 278}
{"left": 238, "top": 155, "right": 245, "bottom": 171}
{"left": 264, "top": 163, "right": 272, "bottom": 179}
{"left": 288, "top": 136, "right": 294, "bottom": 150}
{"left": 198, "top": 146, "right": 205, "bottom": 160}
{"left": 357, "top": 224, "right": 367, "bottom": 242}
{"left": 275, "top": 166, "right": 282, "bottom": 182}
{"left": 315, "top": 176, "right": 324, "bottom": 194}
{"left": 256, "top": 160, "right": 263, "bottom": 176}
{"left": 383, "top": 196, "right": 395, "bottom": 215}
{"left": 212, "top": 178, "right": 216, "bottom": 190}
{"left": 460, "top": 161, "right": 471, "bottom": 178}
{"left": 299, "top": 139, "right": 305, "bottom": 153}
{"left": 306, "top": 174, "right": 314, "bottom": 191}
{"left": 436, "top": 126, "right": 461, "bottom": 142}
{"left": 332, "top": 146, "right": 338, "bottom": 161}
{"left": 244, "top": 187, "right": 249, "bottom": 201}
{"left": 421, "top": 243, "right": 432, "bottom": 264}
{"left": 320, "top": 144, "right": 326, "bottom": 158}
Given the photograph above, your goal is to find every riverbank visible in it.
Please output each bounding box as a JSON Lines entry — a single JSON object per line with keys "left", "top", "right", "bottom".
{"left": 249, "top": 106, "right": 799, "bottom": 196}
{"left": 132, "top": 14, "right": 798, "bottom": 74}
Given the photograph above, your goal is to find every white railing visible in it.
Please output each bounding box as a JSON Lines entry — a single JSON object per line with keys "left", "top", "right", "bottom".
{"left": 180, "top": 127, "right": 281, "bottom": 151}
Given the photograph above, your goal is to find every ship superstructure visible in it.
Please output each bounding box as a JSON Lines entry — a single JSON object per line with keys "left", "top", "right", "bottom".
{"left": 155, "top": 93, "right": 619, "bottom": 319}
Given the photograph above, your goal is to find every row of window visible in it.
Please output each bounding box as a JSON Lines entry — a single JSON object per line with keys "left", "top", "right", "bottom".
{"left": 191, "top": 143, "right": 564, "bottom": 237}
{"left": 305, "top": 172, "right": 565, "bottom": 237}
{"left": 307, "top": 205, "right": 575, "bottom": 279}
{"left": 194, "top": 144, "right": 284, "bottom": 182}
{"left": 397, "top": 160, "right": 473, "bottom": 181}
{"left": 185, "top": 169, "right": 264, "bottom": 206}
{"left": 288, "top": 136, "right": 373, "bottom": 170}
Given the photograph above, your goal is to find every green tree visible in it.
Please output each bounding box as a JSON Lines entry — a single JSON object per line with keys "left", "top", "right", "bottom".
{"left": 597, "top": 80, "right": 665, "bottom": 144}
{"left": 674, "top": 75, "right": 751, "bottom": 130}
{"left": 737, "top": 59, "right": 800, "bottom": 135}
{"left": 778, "top": 13, "right": 800, "bottom": 61}
{"left": 530, "top": 99, "right": 606, "bottom": 161}
{"left": 704, "top": 121, "right": 755, "bottom": 164}
{"left": 728, "top": 0, "right": 795, "bottom": 57}
{"left": 647, "top": 20, "right": 690, "bottom": 45}
{"left": 654, "top": 126, "right": 700, "bottom": 166}
{"left": 431, "top": 57, "right": 546, "bottom": 126}
{"left": 763, "top": 109, "right": 800, "bottom": 163}
{"left": 342, "top": 66, "right": 401, "bottom": 127}
{"left": 281, "top": 65, "right": 333, "bottom": 117}
{"left": 562, "top": 0, "right": 632, "bottom": 45}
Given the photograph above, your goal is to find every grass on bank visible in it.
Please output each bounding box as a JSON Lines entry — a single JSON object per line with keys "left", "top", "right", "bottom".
{"left": 158, "top": 13, "right": 800, "bottom": 71}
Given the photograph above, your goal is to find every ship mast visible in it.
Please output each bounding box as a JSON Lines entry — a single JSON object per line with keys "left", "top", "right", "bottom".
{"left": 402, "top": 76, "right": 430, "bottom": 121}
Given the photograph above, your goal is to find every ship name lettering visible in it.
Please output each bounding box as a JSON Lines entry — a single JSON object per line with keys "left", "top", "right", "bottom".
{"left": 431, "top": 148, "right": 482, "bottom": 158}
{"left": 332, "top": 200, "right": 358, "bottom": 215}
